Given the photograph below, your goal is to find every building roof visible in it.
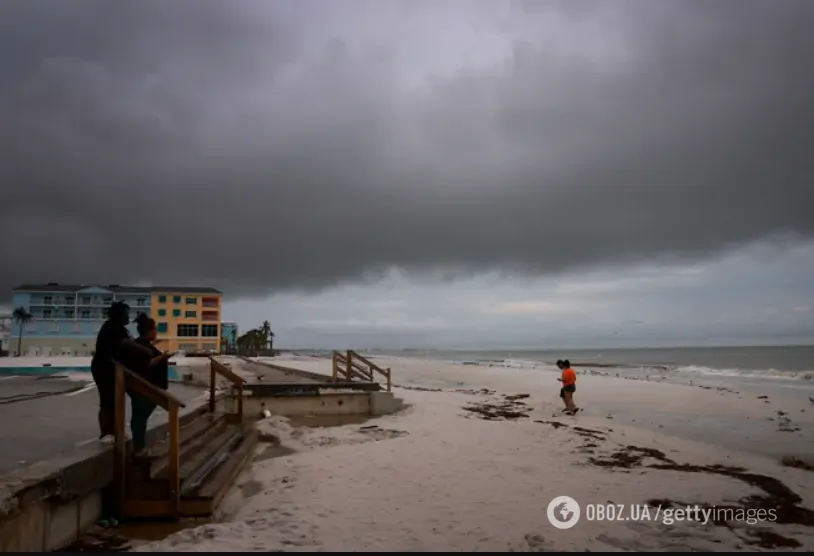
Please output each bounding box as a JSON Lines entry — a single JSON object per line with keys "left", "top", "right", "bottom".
{"left": 12, "top": 283, "right": 222, "bottom": 294}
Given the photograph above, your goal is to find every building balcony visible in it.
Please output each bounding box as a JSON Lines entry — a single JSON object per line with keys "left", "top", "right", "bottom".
{"left": 202, "top": 311, "right": 219, "bottom": 322}
{"left": 202, "top": 297, "right": 220, "bottom": 308}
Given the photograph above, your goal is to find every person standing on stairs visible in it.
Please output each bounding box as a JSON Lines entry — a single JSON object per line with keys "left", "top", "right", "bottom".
{"left": 127, "top": 313, "right": 175, "bottom": 457}
{"left": 91, "top": 301, "right": 152, "bottom": 441}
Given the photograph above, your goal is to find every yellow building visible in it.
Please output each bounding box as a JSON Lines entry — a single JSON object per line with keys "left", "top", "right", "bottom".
{"left": 150, "top": 287, "right": 223, "bottom": 353}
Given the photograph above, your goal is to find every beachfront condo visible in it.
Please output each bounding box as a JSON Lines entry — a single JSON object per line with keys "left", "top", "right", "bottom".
{"left": 9, "top": 283, "right": 223, "bottom": 356}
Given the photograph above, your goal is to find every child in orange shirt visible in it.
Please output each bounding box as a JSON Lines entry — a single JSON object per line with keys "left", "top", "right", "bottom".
{"left": 556, "top": 359, "right": 578, "bottom": 415}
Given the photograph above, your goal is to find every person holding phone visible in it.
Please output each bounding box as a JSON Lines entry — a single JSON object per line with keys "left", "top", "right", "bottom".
{"left": 556, "top": 359, "right": 579, "bottom": 415}
{"left": 127, "top": 313, "right": 176, "bottom": 456}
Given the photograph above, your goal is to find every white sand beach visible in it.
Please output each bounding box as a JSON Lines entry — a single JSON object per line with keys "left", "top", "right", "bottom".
{"left": 128, "top": 355, "right": 814, "bottom": 552}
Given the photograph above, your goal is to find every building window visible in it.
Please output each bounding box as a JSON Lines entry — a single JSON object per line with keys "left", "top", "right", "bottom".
{"left": 158, "top": 295, "right": 166, "bottom": 303}
{"left": 136, "top": 297, "right": 146, "bottom": 306}
{"left": 43, "top": 296, "right": 52, "bottom": 305}
{"left": 157, "top": 322, "right": 168, "bottom": 333}
{"left": 201, "top": 324, "right": 219, "bottom": 337}
{"left": 178, "top": 343, "right": 198, "bottom": 353}
{"left": 65, "top": 310, "right": 74, "bottom": 319}
{"left": 102, "top": 296, "right": 113, "bottom": 304}
{"left": 202, "top": 343, "right": 217, "bottom": 351}
{"left": 80, "top": 310, "right": 90, "bottom": 318}
{"left": 185, "top": 310, "right": 197, "bottom": 318}
{"left": 81, "top": 296, "right": 91, "bottom": 305}
{"left": 158, "top": 309, "right": 166, "bottom": 317}
{"left": 173, "top": 309, "right": 181, "bottom": 317}
{"left": 43, "top": 309, "right": 52, "bottom": 318}
{"left": 177, "top": 324, "right": 199, "bottom": 337}
{"left": 185, "top": 297, "right": 197, "bottom": 305}
{"left": 173, "top": 296, "right": 181, "bottom": 304}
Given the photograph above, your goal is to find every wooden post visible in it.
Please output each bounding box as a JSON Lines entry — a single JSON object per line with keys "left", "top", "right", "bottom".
{"left": 209, "top": 361, "right": 216, "bottom": 413}
{"left": 346, "top": 350, "right": 353, "bottom": 382}
{"left": 167, "top": 405, "right": 181, "bottom": 519}
{"left": 113, "top": 363, "right": 127, "bottom": 514}
{"left": 331, "top": 351, "right": 337, "bottom": 381}
{"left": 236, "top": 381, "right": 244, "bottom": 421}
{"left": 386, "top": 368, "right": 392, "bottom": 392}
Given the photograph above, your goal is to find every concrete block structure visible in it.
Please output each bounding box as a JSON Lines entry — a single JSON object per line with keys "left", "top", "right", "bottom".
{"left": 9, "top": 283, "right": 223, "bottom": 356}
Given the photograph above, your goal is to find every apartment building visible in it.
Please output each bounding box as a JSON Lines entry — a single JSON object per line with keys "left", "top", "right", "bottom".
{"left": 150, "top": 289, "right": 223, "bottom": 353}
{"left": 9, "top": 283, "right": 222, "bottom": 356}
{"left": 0, "top": 314, "right": 10, "bottom": 354}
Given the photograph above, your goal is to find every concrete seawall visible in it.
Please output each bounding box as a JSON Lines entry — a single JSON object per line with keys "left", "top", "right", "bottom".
{"left": 0, "top": 401, "right": 213, "bottom": 551}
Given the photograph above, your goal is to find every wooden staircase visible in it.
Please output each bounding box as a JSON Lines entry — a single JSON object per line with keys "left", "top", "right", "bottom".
{"left": 331, "top": 350, "right": 392, "bottom": 391}
{"left": 113, "top": 357, "right": 257, "bottom": 520}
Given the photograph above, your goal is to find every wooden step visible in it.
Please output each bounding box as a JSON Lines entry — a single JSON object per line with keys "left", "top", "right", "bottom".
{"left": 179, "top": 429, "right": 259, "bottom": 517}
{"left": 151, "top": 415, "right": 231, "bottom": 480}
{"left": 136, "top": 412, "right": 221, "bottom": 462}
{"left": 177, "top": 424, "right": 242, "bottom": 488}
{"left": 122, "top": 413, "right": 257, "bottom": 519}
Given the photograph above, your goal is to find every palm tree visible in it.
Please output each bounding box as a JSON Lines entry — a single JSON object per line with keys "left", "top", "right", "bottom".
{"left": 12, "top": 307, "right": 33, "bottom": 357}
{"left": 260, "top": 320, "right": 274, "bottom": 351}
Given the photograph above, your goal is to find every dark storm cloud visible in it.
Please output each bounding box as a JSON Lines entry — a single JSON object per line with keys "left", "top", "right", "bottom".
{"left": 1, "top": 0, "right": 812, "bottom": 302}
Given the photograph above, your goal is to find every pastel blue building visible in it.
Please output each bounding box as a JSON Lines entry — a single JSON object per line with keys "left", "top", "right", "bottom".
{"left": 8, "top": 283, "right": 221, "bottom": 356}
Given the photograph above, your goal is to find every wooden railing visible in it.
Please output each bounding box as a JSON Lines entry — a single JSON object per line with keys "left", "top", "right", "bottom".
{"left": 208, "top": 356, "right": 246, "bottom": 421}
{"left": 331, "top": 350, "right": 392, "bottom": 391}
{"left": 114, "top": 362, "right": 186, "bottom": 518}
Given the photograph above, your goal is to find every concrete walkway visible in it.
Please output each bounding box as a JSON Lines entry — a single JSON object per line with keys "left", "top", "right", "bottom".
{"left": 0, "top": 375, "right": 205, "bottom": 474}
{"left": 218, "top": 356, "right": 330, "bottom": 384}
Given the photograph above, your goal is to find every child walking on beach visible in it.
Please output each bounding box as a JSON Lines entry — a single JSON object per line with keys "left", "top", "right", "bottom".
{"left": 557, "top": 359, "right": 578, "bottom": 415}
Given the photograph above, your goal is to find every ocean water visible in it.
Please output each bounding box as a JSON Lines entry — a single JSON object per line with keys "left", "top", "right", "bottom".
{"left": 369, "top": 345, "right": 814, "bottom": 382}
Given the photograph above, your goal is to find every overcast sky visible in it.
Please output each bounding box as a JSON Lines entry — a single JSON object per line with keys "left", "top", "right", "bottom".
{"left": 1, "top": 0, "right": 812, "bottom": 349}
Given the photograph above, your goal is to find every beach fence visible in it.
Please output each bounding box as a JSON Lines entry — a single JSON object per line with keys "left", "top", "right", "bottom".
{"left": 331, "top": 350, "right": 392, "bottom": 392}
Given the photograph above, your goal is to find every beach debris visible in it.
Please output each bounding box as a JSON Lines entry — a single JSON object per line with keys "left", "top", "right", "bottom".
{"left": 780, "top": 455, "right": 814, "bottom": 472}
{"left": 462, "top": 399, "right": 529, "bottom": 420}
{"left": 776, "top": 415, "right": 800, "bottom": 433}
{"left": 356, "top": 425, "right": 410, "bottom": 440}
{"left": 503, "top": 393, "right": 531, "bottom": 401}
{"left": 454, "top": 388, "right": 496, "bottom": 396}
{"left": 534, "top": 420, "right": 568, "bottom": 429}
{"left": 757, "top": 395, "right": 768, "bottom": 399}
{"left": 587, "top": 444, "right": 814, "bottom": 548}
{"left": 808, "top": 396, "right": 814, "bottom": 404}
{"left": 397, "top": 385, "right": 442, "bottom": 392}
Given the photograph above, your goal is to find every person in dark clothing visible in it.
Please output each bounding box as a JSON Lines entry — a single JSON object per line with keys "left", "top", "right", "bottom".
{"left": 90, "top": 301, "right": 133, "bottom": 440}
{"left": 127, "top": 313, "right": 174, "bottom": 456}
